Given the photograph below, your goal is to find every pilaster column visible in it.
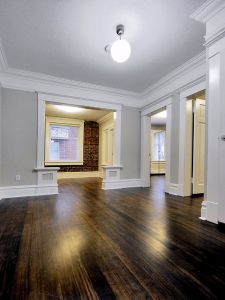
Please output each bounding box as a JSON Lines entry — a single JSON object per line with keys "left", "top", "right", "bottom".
{"left": 192, "top": 0, "right": 225, "bottom": 223}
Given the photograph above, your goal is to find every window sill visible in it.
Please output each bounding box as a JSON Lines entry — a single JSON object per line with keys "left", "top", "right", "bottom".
{"left": 45, "top": 162, "right": 84, "bottom": 166}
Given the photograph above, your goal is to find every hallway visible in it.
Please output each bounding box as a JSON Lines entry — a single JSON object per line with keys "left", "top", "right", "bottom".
{"left": 0, "top": 176, "right": 225, "bottom": 299}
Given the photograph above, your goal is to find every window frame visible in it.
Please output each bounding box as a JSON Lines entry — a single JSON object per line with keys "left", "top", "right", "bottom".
{"left": 45, "top": 116, "right": 84, "bottom": 166}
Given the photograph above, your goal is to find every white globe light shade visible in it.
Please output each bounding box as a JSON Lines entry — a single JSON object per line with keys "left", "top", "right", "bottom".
{"left": 111, "top": 39, "right": 131, "bottom": 63}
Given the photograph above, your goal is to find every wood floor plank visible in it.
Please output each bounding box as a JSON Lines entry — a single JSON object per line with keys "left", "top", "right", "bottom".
{"left": 0, "top": 176, "right": 225, "bottom": 299}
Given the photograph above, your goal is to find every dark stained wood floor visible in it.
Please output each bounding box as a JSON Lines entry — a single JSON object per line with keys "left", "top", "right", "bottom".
{"left": 1, "top": 176, "right": 225, "bottom": 299}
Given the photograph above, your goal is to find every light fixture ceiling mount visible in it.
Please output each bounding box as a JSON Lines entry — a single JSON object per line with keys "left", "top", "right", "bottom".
{"left": 105, "top": 24, "right": 131, "bottom": 63}
{"left": 116, "top": 24, "right": 125, "bottom": 36}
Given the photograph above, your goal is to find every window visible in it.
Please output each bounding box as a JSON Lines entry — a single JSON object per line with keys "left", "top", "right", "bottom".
{"left": 45, "top": 117, "right": 84, "bottom": 165}
{"left": 153, "top": 131, "right": 165, "bottom": 161}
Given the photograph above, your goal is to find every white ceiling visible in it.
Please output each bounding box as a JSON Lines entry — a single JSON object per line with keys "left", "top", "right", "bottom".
{"left": 46, "top": 103, "right": 111, "bottom": 121}
{"left": 0, "top": 0, "right": 205, "bottom": 93}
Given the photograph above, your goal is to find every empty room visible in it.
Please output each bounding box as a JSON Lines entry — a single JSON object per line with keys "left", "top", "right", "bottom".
{"left": 1, "top": 0, "right": 225, "bottom": 299}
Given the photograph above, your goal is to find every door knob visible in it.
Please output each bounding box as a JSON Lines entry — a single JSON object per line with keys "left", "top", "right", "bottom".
{"left": 221, "top": 135, "right": 225, "bottom": 141}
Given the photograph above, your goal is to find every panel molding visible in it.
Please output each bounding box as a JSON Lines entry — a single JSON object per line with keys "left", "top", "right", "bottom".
{"left": 102, "top": 179, "right": 142, "bottom": 190}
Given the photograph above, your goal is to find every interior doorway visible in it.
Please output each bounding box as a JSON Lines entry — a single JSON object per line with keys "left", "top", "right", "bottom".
{"left": 43, "top": 102, "right": 116, "bottom": 181}
{"left": 150, "top": 109, "right": 167, "bottom": 179}
{"left": 188, "top": 92, "right": 206, "bottom": 195}
{"left": 179, "top": 89, "right": 206, "bottom": 197}
{"left": 141, "top": 97, "right": 172, "bottom": 192}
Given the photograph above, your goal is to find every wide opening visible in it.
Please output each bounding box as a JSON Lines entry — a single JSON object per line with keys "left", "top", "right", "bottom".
{"left": 44, "top": 102, "right": 116, "bottom": 180}
{"left": 149, "top": 108, "right": 167, "bottom": 191}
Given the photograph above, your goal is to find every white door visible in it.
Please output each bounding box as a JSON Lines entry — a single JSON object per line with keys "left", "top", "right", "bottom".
{"left": 193, "top": 99, "right": 206, "bottom": 194}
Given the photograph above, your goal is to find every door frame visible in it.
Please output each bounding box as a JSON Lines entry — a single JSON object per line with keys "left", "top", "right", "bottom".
{"left": 37, "top": 93, "right": 122, "bottom": 169}
{"left": 141, "top": 97, "right": 172, "bottom": 191}
{"left": 178, "top": 81, "right": 206, "bottom": 196}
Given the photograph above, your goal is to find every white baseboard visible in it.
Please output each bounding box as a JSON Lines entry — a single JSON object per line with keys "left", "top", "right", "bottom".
{"left": 57, "top": 171, "right": 100, "bottom": 179}
{"left": 0, "top": 184, "right": 58, "bottom": 200}
{"left": 165, "top": 182, "right": 180, "bottom": 195}
{"left": 102, "top": 178, "right": 142, "bottom": 190}
{"left": 200, "top": 201, "right": 218, "bottom": 224}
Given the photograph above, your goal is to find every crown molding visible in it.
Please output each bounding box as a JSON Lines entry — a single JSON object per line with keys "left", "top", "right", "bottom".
{"left": 0, "top": 67, "right": 141, "bottom": 107}
{"left": 191, "top": 0, "right": 225, "bottom": 47}
{"left": 191, "top": 0, "right": 225, "bottom": 23}
{"left": 0, "top": 39, "right": 140, "bottom": 108}
{"left": 0, "top": 39, "right": 207, "bottom": 109}
{"left": 141, "top": 51, "right": 206, "bottom": 107}
{"left": 97, "top": 112, "right": 114, "bottom": 124}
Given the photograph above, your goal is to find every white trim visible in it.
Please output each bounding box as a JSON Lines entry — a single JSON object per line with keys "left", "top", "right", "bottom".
{"left": 57, "top": 171, "right": 100, "bottom": 179}
{"left": 37, "top": 96, "right": 45, "bottom": 168}
{"left": 199, "top": 201, "right": 219, "bottom": 224}
{"left": 34, "top": 167, "right": 59, "bottom": 172}
{"left": 97, "top": 112, "right": 114, "bottom": 124}
{"left": 166, "top": 183, "right": 180, "bottom": 196}
{"left": 0, "top": 66, "right": 140, "bottom": 107}
{"left": 0, "top": 40, "right": 206, "bottom": 109}
{"left": 191, "top": 0, "right": 225, "bottom": 47}
{"left": 113, "top": 110, "right": 121, "bottom": 166}
{"left": 102, "top": 179, "right": 141, "bottom": 190}
{"left": 191, "top": 0, "right": 225, "bottom": 23}
{"left": 102, "top": 165, "right": 123, "bottom": 169}
{"left": 180, "top": 81, "right": 206, "bottom": 98}
{"left": 141, "top": 98, "right": 172, "bottom": 191}
{"left": 140, "top": 115, "right": 151, "bottom": 187}
{"left": 141, "top": 97, "right": 172, "bottom": 116}
{"left": 0, "top": 184, "right": 58, "bottom": 200}
{"left": 45, "top": 116, "right": 84, "bottom": 165}
{"left": 39, "top": 93, "right": 122, "bottom": 111}
{"left": 165, "top": 104, "right": 172, "bottom": 193}
{"left": 141, "top": 52, "right": 206, "bottom": 107}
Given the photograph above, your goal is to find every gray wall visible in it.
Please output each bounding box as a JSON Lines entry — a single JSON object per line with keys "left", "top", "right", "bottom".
{"left": 170, "top": 93, "right": 180, "bottom": 184}
{"left": 0, "top": 88, "right": 37, "bottom": 186}
{"left": 0, "top": 85, "right": 2, "bottom": 184}
{"left": 120, "top": 107, "right": 141, "bottom": 179}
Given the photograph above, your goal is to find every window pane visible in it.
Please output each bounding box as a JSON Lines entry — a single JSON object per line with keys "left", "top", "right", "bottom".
{"left": 153, "top": 131, "right": 165, "bottom": 161}
{"left": 49, "top": 125, "right": 80, "bottom": 162}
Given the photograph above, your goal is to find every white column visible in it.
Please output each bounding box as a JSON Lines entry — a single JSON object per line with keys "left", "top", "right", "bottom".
{"left": 165, "top": 103, "right": 172, "bottom": 193}
{"left": 101, "top": 109, "right": 123, "bottom": 189}
{"left": 0, "top": 84, "right": 2, "bottom": 189}
{"left": 113, "top": 109, "right": 122, "bottom": 166}
{"left": 192, "top": 0, "right": 225, "bottom": 223}
{"left": 37, "top": 96, "right": 46, "bottom": 168}
{"left": 36, "top": 94, "right": 59, "bottom": 192}
{"left": 141, "top": 115, "right": 151, "bottom": 187}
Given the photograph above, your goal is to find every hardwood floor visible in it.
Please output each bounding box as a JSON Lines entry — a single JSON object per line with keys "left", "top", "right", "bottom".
{"left": 0, "top": 176, "right": 225, "bottom": 299}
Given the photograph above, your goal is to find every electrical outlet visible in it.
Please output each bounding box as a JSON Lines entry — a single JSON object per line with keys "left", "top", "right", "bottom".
{"left": 16, "top": 174, "right": 21, "bottom": 181}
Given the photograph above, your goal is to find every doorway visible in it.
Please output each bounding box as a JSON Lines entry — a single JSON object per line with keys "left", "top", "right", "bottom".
{"left": 179, "top": 88, "right": 206, "bottom": 197}
{"left": 188, "top": 93, "right": 206, "bottom": 195}
{"left": 150, "top": 109, "right": 167, "bottom": 179}
{"left": 141, "top": 98, "right": 172, "bottom": 192}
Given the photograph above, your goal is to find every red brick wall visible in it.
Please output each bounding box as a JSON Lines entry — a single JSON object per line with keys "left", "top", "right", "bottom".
{"left": 50, "top": 121, "right": 99, "bottom": 172}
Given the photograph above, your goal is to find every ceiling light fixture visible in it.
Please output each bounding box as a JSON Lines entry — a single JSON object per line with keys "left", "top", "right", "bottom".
{"left": 56, "top": 105, "right": 83, "bottom": 113}
{"left": 105, "top": 24, "right": 131, "bottom": 63}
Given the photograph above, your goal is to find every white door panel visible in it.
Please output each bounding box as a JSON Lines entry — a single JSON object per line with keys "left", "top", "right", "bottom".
{"left": 193, "top": 99, "right": 205, "bottom": 194}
